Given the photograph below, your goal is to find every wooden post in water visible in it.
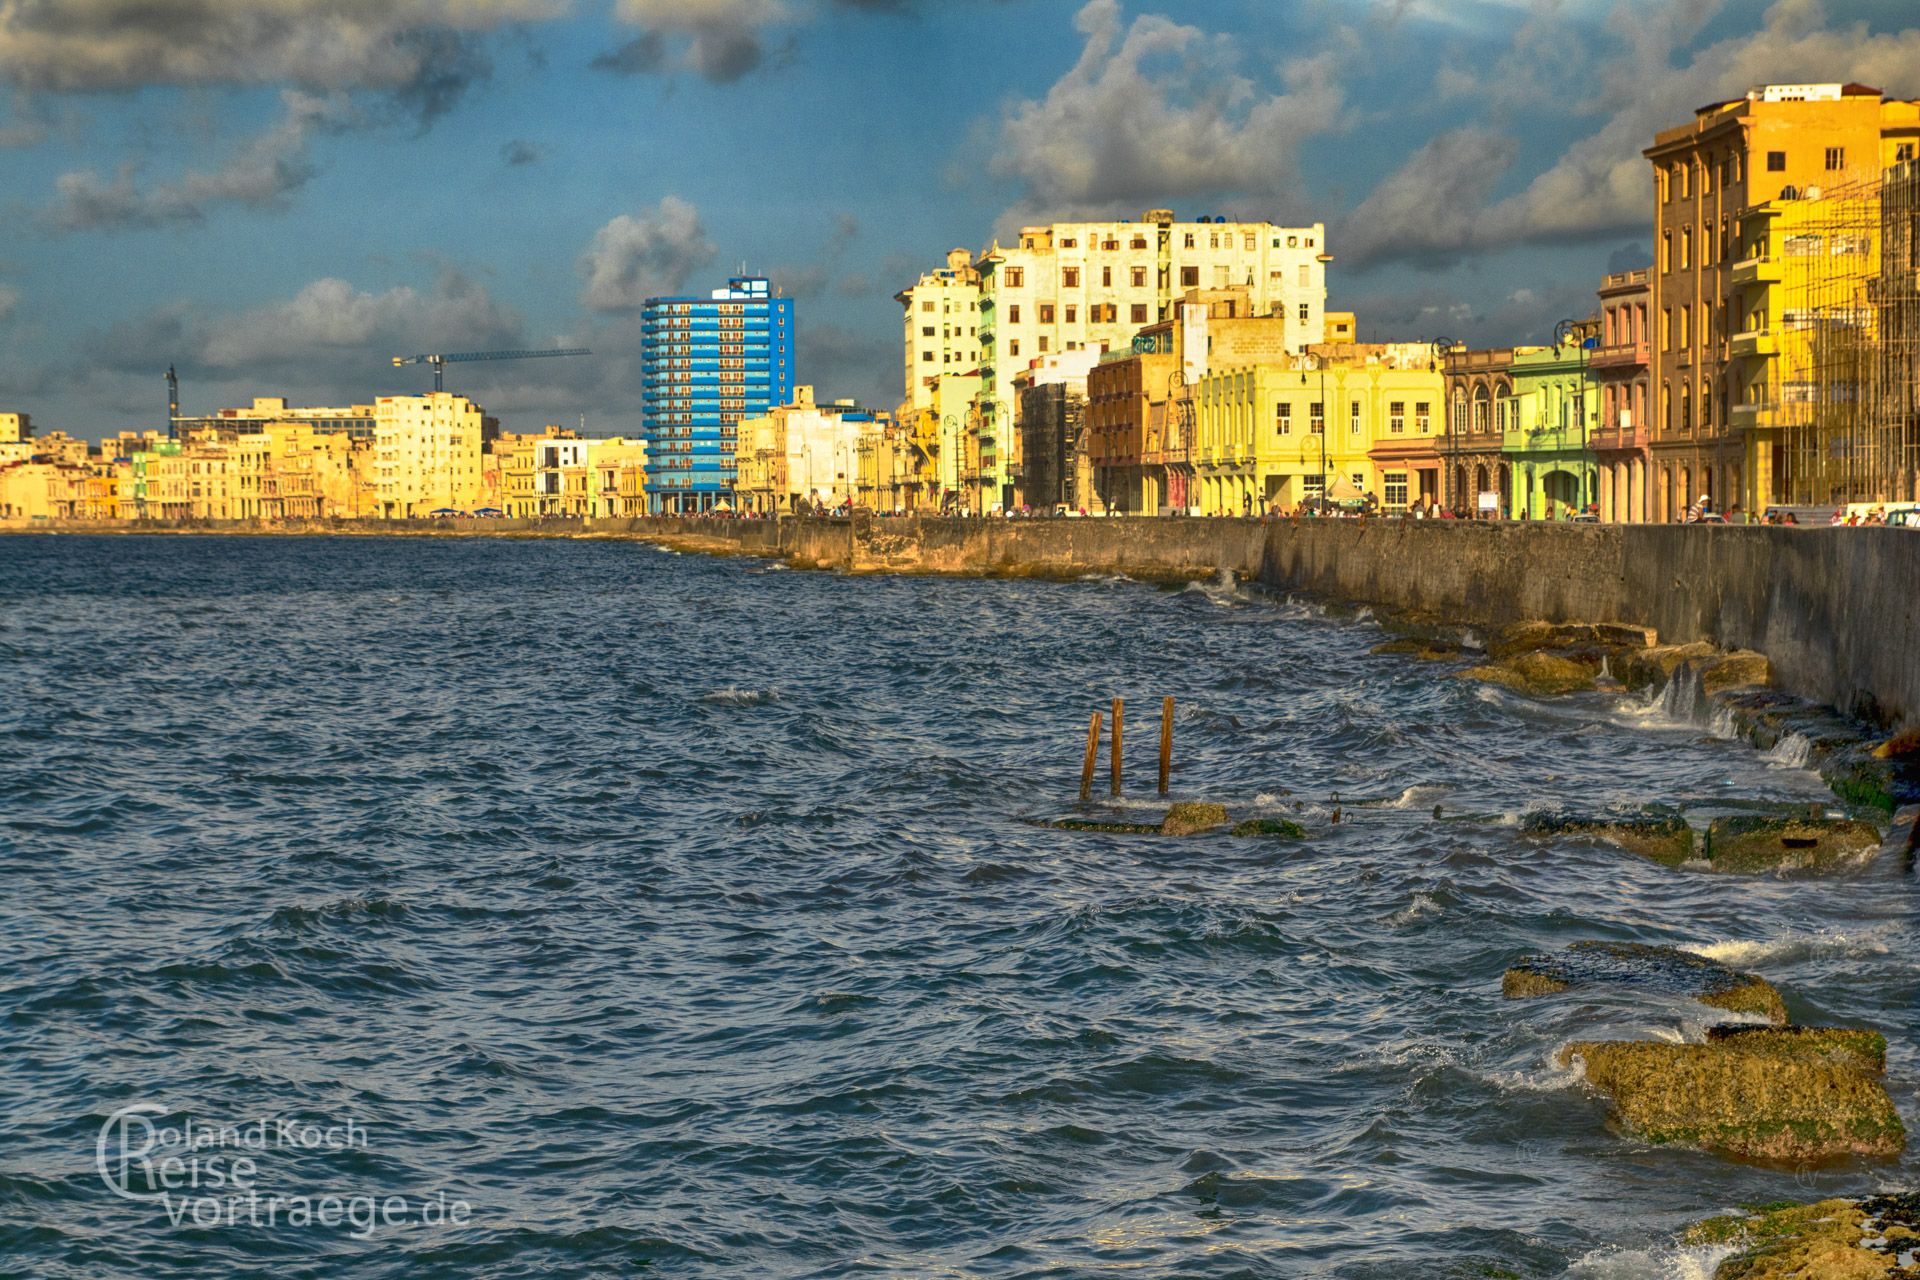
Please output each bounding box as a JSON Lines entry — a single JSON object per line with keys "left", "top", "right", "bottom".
{"left": 1110, "top": 697, "right": 1124, "bottom": 797}
{"left": 1158, "top": 696, "right": 1174, "bottom": 795}
{"left": 1080, "top": 712, "right": 1102, "bottom": 801}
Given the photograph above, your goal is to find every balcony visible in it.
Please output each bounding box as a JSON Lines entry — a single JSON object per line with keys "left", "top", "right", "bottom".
{"left": 1729, "top": 329, "right": 1779, "bottom": 358}
{"left": 1587, "top": 339, "right": 1650, "bottom": 371}
{"left": 1730, "top": 255, "right": 1783, "bottom": 287}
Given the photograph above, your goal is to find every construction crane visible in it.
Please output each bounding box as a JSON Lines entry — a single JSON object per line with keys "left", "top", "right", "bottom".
{"left": 390, "top": 347, "right": 591, "bottom": 393}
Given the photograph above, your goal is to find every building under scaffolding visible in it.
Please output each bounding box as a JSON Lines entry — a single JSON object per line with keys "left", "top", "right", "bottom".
{"left": 1756, "top": 166, "right": 1920, "bottom": 506}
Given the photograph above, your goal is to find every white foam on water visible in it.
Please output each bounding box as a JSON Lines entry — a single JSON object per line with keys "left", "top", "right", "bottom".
{"left": 1686, "top": 924, "right": 1900, "bottom": 968}
{"left": 1559, "top": 1240, "right": 1741, "bottom": 1280}
{"left": 1707, "top": 703, "right": 1742, "bottom": 740}
{"left": 1385, "top": 890, "right": 1445, "bottom": 925}
{"left": 1369, "top": 784, "right": 1450, "bottom": 810}
{"left": 700, "top": 687, "right": 780, "bottom": 707}
{"left": 1474, "top": 1041, "right": 1588, "bottom": 1094}
{"left": 1353, "top": 605, "right": 1375, "bottom": 623}
{"left": 1766, "top": 731, "right": 1815, "bottom": 770}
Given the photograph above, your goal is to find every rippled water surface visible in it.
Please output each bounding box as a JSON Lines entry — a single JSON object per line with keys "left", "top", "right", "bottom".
{"left": 2, "top": 534, "right": 1914, "bottom": 1279}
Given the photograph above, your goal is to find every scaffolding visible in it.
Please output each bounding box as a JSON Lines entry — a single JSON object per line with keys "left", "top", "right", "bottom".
{"left": 1775, "top": 166, "right": 1920, "bottom": 505}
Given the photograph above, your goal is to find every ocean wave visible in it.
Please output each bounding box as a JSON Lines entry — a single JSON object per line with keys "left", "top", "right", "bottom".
{"left": 1686, "top": 924, "right": 1901, "bottom": 968}
{"left": 1560, "top": 1240, "right": 1740, "bottom": 1280}
{"left": 699, "top": 687, "right": 779, "bottom": 706}
{"left": 1765, "top": 731, "right": 1815, "bottom": 769}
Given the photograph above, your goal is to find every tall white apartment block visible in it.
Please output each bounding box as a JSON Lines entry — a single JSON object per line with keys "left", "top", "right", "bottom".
{"left": 972, "top": 209, "right": 1330, "bottom": 507}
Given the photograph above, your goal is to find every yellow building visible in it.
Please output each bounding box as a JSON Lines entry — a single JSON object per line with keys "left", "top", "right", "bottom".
{"left": 733, "top": 387, "right": 870, "bottom": 514}
{"left": 0, "top": 412, "right": 30, "bottom": 443}
{"left": 1192, "top": 345, "right": 1444, "bottom": 515}
{"left": 493, "top": 428, "right": 588, "bottom": 517}
{"left": 0, "top": 459, "right": 89, "bottom": 520}
{"left": 587, "top": 438, "right": 648, "bottom": 518}
{"left": 373, "top": 392, "right": 485, "bottom": 518}
{"left": 897, "top": 249, "right": 984, "bottom": 414}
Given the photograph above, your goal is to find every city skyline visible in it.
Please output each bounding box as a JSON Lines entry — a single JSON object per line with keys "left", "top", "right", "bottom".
{"left": 5, "top": 0, "right": 1920, "bottom": 439}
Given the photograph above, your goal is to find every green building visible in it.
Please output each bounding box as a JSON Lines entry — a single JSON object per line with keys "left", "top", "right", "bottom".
{"left": 1503, "top": 343, "right": 1598, "bottom": 520}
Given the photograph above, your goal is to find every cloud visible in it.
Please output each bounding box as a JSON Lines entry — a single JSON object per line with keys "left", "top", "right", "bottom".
{"left": 45, "top": 90, "right": 356, "bottom": 231}
{"left": 0, "top": 0, "right": 564, "bottom": 117}
{"left": 602, "top": 0, "right": 789, "bottom": 83}
{"left": 96, "top": 265, "right": 526, "bottom": 383}
{"left": 1345, "top": 0, "right": 1920, "bottom": 269}
{"left": 501, "top": 138, "right": 541, "bottom": 166}
{"left": 983, "top": 0, "right": 1343, "bottom": 219}
{"left": 768, "top": 212, "right": 859, "bottom": 299}
{"left": 0, "top": 283, "right": 18, "bottom": 323}
{"left": 577, "top": 196, "right": 717, "bottom": 311}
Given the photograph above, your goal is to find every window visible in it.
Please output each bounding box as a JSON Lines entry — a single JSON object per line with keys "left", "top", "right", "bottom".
{"left": 1384, "top": 473, "right": 1408, "bottom": 509}
{"left": 1309, "top": 402, "right": 1324, "bottom": 434}
{"left": 1184, "top": 233, "right": 1196, "bottom": 248}
{"left": 1131, "top": 304, "right": 1148, "bottom": 323}
{"left": 1038, "top": 336, "right": 1049, "bottom": 352}
{"left": 1181, "top": 266, "right": 1199, "bottom": 287}
{"left": 1825, "top": 146, "right": 1845, "bottom": 171}
{"left": 1039, "top": 304, "right": 1055, "bottom": 324}
{"left": 1701, "top": 301, "right": 1712, "bottom": 346}
{"left": 1060, "top": 237, "right": 1077, "bottom": 248}
{"left": 1298, "top": 264, "right": 1309, "bottom": 287}
{"left": 1415, "top": 401, "right": 1431, "bottom": 433}
{"left": 1900, "top": 143, "right": 1916, "bottom": 163}
{"left": 1005, "top": 267, "right": 1024, "bottom": 288}
{"left": 1102, "top": 266, "right": 1112, "bottom": 287}
{"left": 1065, "top": 305, "right": 1077, "bottom": 324}
{"left": 1681, "top": 227, "right": 1692, "bottom": 269}
{"left": 1349, "top": 402, "right": 1362, "bottom": 434}
{"left": 1661, "top": 307, "right": 1672, "bottom": 351}
{"left": 1678, "top": 163, "right": 1690, "bottom": 198}
{"left": 1702, "top": 157, "right": 1713, "bottom": 195}
{"left": 1009, "top": 340, "right": 1020, "bottom": 357}
{"left": 1662, "top": 231, "right": 1672, "bottom": 272}
{"left": 1276, "top": 403, "right": 1292, "bottom": 435}
{"left": 1767, "top": 150, "right": 1786, "bottom": 172}
{"left": 1293, "top": 303, "right": 1306, "bottom": 322}
{"left": 1679, "top": 305, "right": 1690, "bottom": 349}
{"left": 1389, "top": 401, "right": 1406, "bottom": 434}
{"left": 1131, "top": 266, "right": 1146, "bottom": 287}
{"left": 1063, "top": 267, "right": 1080, "bottom": 288}
{"left": 921, "top": 301, "right": 935, "bottom": 312}
{"left": 1131, "top": 237, "right": 1147, "bottom": 249}
{"left": 1008, "top": 304, "right": 1021, "bottom": 324}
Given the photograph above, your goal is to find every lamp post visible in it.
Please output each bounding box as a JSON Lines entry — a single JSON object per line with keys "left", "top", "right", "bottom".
{"left": 1554, "top": 317, "right": 1593, "bottom": 515}
{"left": 1429, "top": 335, "right": 1459, "bottom": 515}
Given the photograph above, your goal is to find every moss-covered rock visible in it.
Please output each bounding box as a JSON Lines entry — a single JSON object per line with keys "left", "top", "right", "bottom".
{"left": 1371, "top": 637, "right": 1463, "bottom": 660}
{"left": 1618, "top": 642, "right": 1718, "bottom": 691}
{"left": 1161, "top": 802, "right": 1230, "bottom": 836}
{"left": 1697, "top": 650, "right": 1773, "bottom": 695}
{"left": 1521, "top": 810, "right": 1696, "bottom": 866}
{"left": 1502, "top": 941, "right": 1785, "bottom": 1024}
{"left": 1705, "top": 814, "right": 1883, "bottom": 873}
{"left": 1045, "top": 817, "right": 1164, "bottom": 835}
{"left": 1558, "top": 1034, "right": 1906, "bottom": 1163}
{"left": 1590, "top": 622, "right": 1658, "bottom": 650}
{"left": 1457, "top": 651, "right": 1598, "bottom": 697}
{"left": 1872, "top": 729, "right": 1920, "bottom": 761}
{"left": 1685, "top": 1193, "right": 1920, "bottom": 1278}
{"left": 1706, "top": 1025, "right": 1887, "bottom": 1075}
{"left": 1486, "top": 620, "right": 1596, "bottom": 659}
{"left": 1231, "top": 817, "right": 1307, "bottom": 839}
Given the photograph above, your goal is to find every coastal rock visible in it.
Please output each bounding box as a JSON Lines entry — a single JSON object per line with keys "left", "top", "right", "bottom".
{"left": 1161, "top": 802, "right": 1230, "bottom": 836}
{"left": 1520, "top": 811, "right": 1696, "bottom": 866}
{"left": 1048, "top": 817, "right": 1164, "bottom": 835}
{"left": 1696, "top": 650, "right": 1772, "bottom": 695}
{"left": 1231, "top": 817, "right": 1306, "bottom": 839}
{"left": 1502, "top": 941, "right": 1784, "bottom": 1023}
{"left": 1705, "top": 814, "right": 1883, "bottom": 873}
{"left": 1872, "top": 728, "right": 1920, "bottom": 761}
{"left": 1370, "top": 637, "right": 1462, "bottom": 660}
{"left": 1705, "top": 1024, "right": 1887, "bottom": 1074}
{"left": 1618, "top": 642, "right": 1718, "bottom": 691}
{"left": 1590, "top": 622, "right": 1658, "bottom": 650}
{"left": 1687, "top": 1193, "right": 1920, "bottom": 1278}
{"left": 1558, "top": 1032, "right": 1906, "bottom": 1163}
{"left": 1486, "top": 620, "right": 1596, "bottom": 660}
{"left": 1457, "top": 651, "right": 1597, "bottom": 696}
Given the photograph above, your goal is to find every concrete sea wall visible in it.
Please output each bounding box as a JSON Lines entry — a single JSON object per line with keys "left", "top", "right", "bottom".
{"left": 8, "top": 513, "right": 1914, "bottom": 731}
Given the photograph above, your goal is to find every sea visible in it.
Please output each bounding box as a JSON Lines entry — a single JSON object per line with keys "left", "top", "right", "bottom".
{"left": 1, "top": 533, "right": 1913, "bottom": 1279}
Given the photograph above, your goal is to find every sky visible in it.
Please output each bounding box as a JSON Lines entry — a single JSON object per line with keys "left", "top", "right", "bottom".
{"left": 3, "top": 0, "right": 1920, "bottom": 439}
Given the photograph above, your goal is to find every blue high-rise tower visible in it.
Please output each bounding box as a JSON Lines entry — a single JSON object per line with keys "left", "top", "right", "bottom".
{"left": 640, "top": 276, "right": 796, "bottom": 514}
